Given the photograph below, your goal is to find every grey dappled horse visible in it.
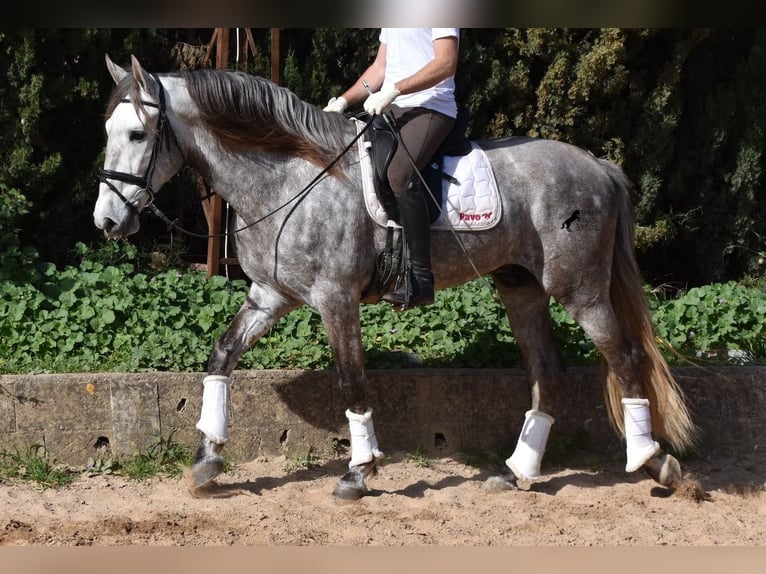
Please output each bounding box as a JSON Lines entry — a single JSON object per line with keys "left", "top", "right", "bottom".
{"left": 94, "top": 55, "right": 695, "bottom": 499}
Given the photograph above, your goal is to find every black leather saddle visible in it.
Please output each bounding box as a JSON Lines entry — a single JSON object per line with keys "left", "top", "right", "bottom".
{"left": 361, "top": 106, "right": 472, "bottom": 224}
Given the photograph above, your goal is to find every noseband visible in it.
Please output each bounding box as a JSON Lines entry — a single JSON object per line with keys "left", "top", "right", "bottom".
{"left": 97, "top": 74, "right": 177, "bottom": 217}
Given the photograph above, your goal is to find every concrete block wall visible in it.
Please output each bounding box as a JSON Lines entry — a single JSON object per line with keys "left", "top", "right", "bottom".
{"left": 1, "top": 367, "right": 764, "bottom": 466}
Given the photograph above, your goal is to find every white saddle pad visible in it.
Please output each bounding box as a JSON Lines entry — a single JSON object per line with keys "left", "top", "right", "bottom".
{"left": 354, "top": 118, "right": 502, "bottom": 231}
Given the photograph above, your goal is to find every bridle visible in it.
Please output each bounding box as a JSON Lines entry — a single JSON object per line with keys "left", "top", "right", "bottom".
{"left": 97, "top": 72, "right": 374, "bottom": 240}
{"left": 96, "top": 74, "right": 178, "bottom": 218}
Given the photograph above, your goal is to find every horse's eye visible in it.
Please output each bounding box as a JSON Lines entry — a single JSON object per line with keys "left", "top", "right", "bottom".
{"left": 129, "top": 130, "right": 146, "bottom": 142}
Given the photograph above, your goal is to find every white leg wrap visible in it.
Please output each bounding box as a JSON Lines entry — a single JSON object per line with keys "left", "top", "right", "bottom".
{"left": 195, "top": 375, "right": 231, "bottom": 444}
{"left": 506, "top": 409, "right": 554, "bottom": 480}
{"left": 346, "top": 407, "right": 383, "bottom": 468}
{"left": 623, "top": 398, "right": 661, "bottom": 472}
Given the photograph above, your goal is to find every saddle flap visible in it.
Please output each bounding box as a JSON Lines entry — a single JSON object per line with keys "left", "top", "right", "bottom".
{"left": 365, "top": 114, "right": 400, "bottom": 222}
{"left": 354, "top": 117, "right": 502, "bottom": 232}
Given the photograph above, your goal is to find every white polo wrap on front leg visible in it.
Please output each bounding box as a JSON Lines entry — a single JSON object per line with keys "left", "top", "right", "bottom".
{"left": 623, "top": 398, "right": 661, "bottom": 472}
{"left": 346, "top": 407, "right": 383, "bottom": 468}
{"left": 506, "top": 409, "right": 554, "bottom": 480}
{"left": 196, "top": 375, "right": 231, "bottom": 444}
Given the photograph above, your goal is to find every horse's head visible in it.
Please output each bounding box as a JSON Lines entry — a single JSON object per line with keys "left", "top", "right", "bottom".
{"left": 94, "top": 55, "right": 184, "bottom": 238}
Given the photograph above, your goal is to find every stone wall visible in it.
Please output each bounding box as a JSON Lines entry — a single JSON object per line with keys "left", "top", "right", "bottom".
{"left": 1, "top": 367, "right": 764, "bottom": 466}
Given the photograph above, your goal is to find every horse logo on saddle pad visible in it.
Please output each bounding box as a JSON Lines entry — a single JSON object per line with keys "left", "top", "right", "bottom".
{"left": 353, "top": 116, "right": 502, "bottom": 231}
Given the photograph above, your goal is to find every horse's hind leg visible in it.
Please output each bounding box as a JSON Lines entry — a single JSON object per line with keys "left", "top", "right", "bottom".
{"left": 492, "top": 266, "right": 565, "bottom": 484}
{"left": 315, "top": 294, "right": 380, "bottom": 500}
{"left": 190, "top": 283, "right": 295, "bottom": 491}
{"left": 560, "top": 293, "right": 683, "bottom": 488}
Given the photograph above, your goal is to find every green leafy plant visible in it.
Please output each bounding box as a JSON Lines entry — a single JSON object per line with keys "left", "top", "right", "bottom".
{"left": 0, "top": 432, "right": 215, "bottom": 485}
{"left": 650, "top": 281, "right": 766, "bottom": 363}
{"left": 2, "top": 244, "right": 766, "bottom": 374}
{"left": 85, "top": 457, "right": 117, "bottom": 477}
{"left": 283, "top": 447, "right": 322, "bottom": 473}
{"left": 0, "top": 445, "right": 77, "bottom": 489}
{"left": 0, "top": 243, "right": 248, "bottom": 374}
{"left": 406, "top": 447, "right": 433, "bottom": 469}
{"left": 118, "top": 433, "right": 193, "bottom": 481}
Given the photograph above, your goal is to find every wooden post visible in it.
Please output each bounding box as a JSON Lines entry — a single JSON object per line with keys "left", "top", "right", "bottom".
{"left": 271, "top": 28, "right": 280, "bottom": 84}
{"left": 201, "top": 28, "right": 278, "bottom": 277}
{"left": 202, "top": 29, "right": 229, "bottom": 277}
{"left": 244, "top": 29, "right": 258, "bottom": 68}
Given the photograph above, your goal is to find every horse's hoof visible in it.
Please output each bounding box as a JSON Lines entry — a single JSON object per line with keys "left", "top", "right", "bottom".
{"left": 332, "top": 460, "right": 378, "bottom": 500}
{"left": 333, "top": 468, "right": 369, "bottom": 501}
{"left": 484, "top": 473, "right": 519, "bottom": 492}
{"left": 189, "top": 437, "right": 225, "bottom": 490}
{"left": 642, "top": 453, "right": 682, "bottom": 489}
{"left": 190, "top": 454, "right": 225, "bottom": 489}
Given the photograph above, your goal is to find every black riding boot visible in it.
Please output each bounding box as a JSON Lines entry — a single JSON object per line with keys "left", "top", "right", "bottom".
{"left": 382, "top": 180, "right": 434, "bottom": 310}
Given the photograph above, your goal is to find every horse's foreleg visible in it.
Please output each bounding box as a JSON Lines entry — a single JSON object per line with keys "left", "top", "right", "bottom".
{"left": 191, "top": 375, "right": 230, "bottom": 489}
{"left": 190, "top": 284, "right": 295, "bottom": 491}
{"left": 316, "top": 295, "right": 379, "bottom": 500}
{"left": 492, "top": 267, "right": 565, "bottom": 484}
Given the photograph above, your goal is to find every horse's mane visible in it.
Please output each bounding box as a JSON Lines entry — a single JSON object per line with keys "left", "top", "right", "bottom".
{"left": 105, "top": 69, "right": 355, "bottom": 175}
{"left": 181, "top": 69, "right": 353, "bottom": 173}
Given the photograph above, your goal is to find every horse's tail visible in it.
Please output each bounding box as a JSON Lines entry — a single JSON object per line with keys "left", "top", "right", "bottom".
{"left": 600, "top": 161, "right": 697, "bottom": 453}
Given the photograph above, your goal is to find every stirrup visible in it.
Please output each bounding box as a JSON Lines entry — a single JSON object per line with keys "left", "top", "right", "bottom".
{"left": 382, "top": 289, "right": 434, "bottom": 311}
{"left": 381, "top": 272, "right": 434, "bottom": 310}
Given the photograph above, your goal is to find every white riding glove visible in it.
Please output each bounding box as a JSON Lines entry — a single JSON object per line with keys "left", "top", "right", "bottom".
{"left": 363, "top": 88, "right": 400, "bottom": 115}
{"left": 323, "top": 96, "right": 348, "bottom": 113}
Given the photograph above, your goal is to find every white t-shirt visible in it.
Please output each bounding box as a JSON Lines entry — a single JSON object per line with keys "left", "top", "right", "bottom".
{"left": 379, "top": 28, "right": 459, "bottom": 118}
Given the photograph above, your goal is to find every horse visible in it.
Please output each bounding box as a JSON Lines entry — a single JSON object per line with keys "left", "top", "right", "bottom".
{"left": 94, "top": 55, "right": 696, "bottom": 499}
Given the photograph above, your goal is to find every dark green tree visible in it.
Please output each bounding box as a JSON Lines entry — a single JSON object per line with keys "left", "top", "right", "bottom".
{"left": 0, "top": 29, "right": 202, "bottom": 265}
{"left": 2, "top": 28, "right": 764, "bottom": 286}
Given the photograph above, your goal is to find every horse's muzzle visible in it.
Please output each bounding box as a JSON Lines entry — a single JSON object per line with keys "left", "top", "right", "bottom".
{"left": 93, "top": 209, "right": 139, "bottom": 239}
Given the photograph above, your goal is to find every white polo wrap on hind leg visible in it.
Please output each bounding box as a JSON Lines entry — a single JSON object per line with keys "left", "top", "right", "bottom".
{"left": 346, "top": 407, "right": 383, "bottom": 468}
{"left": 196, "top": 375, "right": 231, "bottom": 444}
{"left": 623, "top": 398, "right": 661, "bottom": 472}
{"left": 506, "top": 409, "right": 554, "bottom": 480}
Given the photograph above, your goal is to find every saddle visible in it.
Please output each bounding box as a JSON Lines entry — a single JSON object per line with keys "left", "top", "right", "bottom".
{"left": 362, "top": 106, "right": 473, "bottom": 225}
{"left": 359, "top": 107, "right": 472, "bottom": 301}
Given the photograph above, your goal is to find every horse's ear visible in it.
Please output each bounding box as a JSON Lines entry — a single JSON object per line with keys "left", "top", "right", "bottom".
{"left": 105, "top": 54, "right": 129, "bottom": 85}
{"left": 130, "top": 54, "right": 159, "bottom": 100}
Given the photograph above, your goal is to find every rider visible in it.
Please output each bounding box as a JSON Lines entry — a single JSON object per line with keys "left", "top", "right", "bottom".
{"left": 325, "top": 28, "right": 460, "bottom": 310}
